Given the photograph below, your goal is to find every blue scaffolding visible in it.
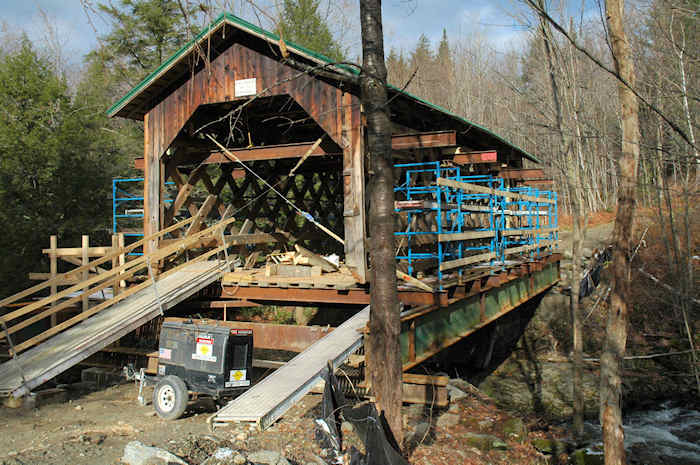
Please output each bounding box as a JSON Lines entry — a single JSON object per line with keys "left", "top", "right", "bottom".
{"left": 393, "top": 162, "right": 558, "bottom": 290}
{"left": 112, "top": 178, "right": 173, "bottom": 255}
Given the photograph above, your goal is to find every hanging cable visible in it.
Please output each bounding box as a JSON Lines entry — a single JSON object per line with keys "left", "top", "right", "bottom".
{"left": 206, "top": 134, "right": 345, "bottom": 245}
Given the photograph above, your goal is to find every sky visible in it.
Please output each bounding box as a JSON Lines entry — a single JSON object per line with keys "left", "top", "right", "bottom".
{"left": 0, "top": 0, "right": 603, "bottom": 65}
{"left": 0, "top": 0, "right": 540, "bottom": 60}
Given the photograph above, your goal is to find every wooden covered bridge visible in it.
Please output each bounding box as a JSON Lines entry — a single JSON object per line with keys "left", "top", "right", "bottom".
{"left": 0, "top": 13, "right": 559, "bottom": 428}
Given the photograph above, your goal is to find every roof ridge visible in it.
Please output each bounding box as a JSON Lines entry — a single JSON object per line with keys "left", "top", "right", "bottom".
{"left": 107, "top": 11, "right": 539, "bottom": 163}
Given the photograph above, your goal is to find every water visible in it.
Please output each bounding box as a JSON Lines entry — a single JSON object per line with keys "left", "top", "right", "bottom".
{"left": 584, "top": 401, "right": 700, "bottom": 464}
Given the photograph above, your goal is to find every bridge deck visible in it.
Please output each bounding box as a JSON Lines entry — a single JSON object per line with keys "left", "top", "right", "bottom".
{"left": 0, "top": 260, "right": 226, "bottom": 397}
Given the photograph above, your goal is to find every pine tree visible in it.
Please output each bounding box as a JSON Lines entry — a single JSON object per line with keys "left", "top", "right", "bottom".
{"left": 91, "top": 0, "right": 198, "bottom": 83}
{"left": 0, "top": 40, "right": 117, "bottom": 295}
{"left": 434, "top": 28, "right": 454, "bottom": 109}
{"left": 277, "top": 0, "right": 344, "bottom": 62}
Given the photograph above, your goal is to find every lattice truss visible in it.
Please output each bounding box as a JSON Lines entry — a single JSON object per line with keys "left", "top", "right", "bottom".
{"left": 162, "top": 158, "right": 344, "bottom": 256}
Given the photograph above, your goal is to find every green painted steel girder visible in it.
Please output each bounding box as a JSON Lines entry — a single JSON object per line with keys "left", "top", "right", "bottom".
{"left": 401, "top": 263, "right": 559, "bottom": 370}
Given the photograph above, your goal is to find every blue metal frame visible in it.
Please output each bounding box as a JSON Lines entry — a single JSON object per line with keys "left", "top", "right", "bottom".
{"left": 112, "top": 178, "right": 173, "bottom": 255}
{"left": 393, "top": 162, "right": 558, "bottom": 290}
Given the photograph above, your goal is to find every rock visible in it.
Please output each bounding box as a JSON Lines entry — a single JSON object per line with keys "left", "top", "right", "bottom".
{"left": 582, "top": 248, "right": 593, "bottom": 259}
{"left": 246, "top": 450, "right": 290, "bottom": 465}
{"left": 531, "top": 438, "right": 569, "bottom": 456}
{"left": 406, "top": 422, "right": 434, "bottom": 449}
{"left": 448, "top": 378, "right": 476, "bottom": 394}
{"left": 492, "top": 439, "right": 509, "bottom": 450}
{"left": 202, "top": 447, "right": 247, "bottom": 465}
{"left": 477, "top": 419, "right": 494, "bottom": 430}
{"left": 436, "top": 413, "right": 460, "bottom": 428}
{"left": 122, "top": 441, "right": 188, "bottom": 465}
{"left": 502, "top": 417, "right": 528, "bottom": 443}
{"left": 446, "top": 384, "right": 467, "bottom": 402}
{"left": 570, "top": 448, "right": 604, "bottom": 465}
{"left": 462, "top": 432, "right": 503, "bottom": 452}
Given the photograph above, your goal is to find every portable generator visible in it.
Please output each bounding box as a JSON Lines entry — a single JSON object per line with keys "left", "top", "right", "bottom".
{"left": 125, "top": 319, "right": 253, "bottom": 420}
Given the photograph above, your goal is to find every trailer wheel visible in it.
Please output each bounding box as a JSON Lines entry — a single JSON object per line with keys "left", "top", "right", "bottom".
{"left": 153, "top": 376, "right": 188, "bottom": 420}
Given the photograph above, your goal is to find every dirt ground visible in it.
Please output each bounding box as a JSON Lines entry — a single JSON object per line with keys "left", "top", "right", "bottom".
{"left": 0, "top": 380, "right": 338, "bottom": 465}
{"left": 0, "top": 377, "right": 565, "bottom": 465}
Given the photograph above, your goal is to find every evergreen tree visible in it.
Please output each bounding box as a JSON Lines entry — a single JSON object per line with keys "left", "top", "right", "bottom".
{"left": 434, "top": 28, "right": 454, "bottom": 109}
{"left": 0, "top": 40, "right": 117, "bottom": 296}
{"left": 91, "top": 0, "right": 198, "bottom": 83}
{"left": 277, "top": 0, "right": 344, "bottom": 62}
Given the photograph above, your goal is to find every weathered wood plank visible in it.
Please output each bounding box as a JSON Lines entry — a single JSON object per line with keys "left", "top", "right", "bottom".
{"left": 438, "top": 230, "right": 495, "bottom": 242}
{"left": 437, "top": 177, "right": 556, "bottom": 204}
{"left": 439, "top": 252, "right": 497, "bottom": 272}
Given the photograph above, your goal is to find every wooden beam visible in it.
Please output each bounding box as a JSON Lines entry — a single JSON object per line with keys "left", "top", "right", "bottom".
{"left": 437, "top": 177, "right": 556, "bottom": 204}
{"left": 341, "top": 91, "right": 367, "bottom": 283}
{"left": 202, "top": 141, "right": 333, "bottom": 164}
{"left": 453, "top": 150, "right": 498, "bottom": 164}
{"left": 439, "top": 251, "right": 497, "bottom": 272}
{"left": 49, "top": 235, "right": 57, "bottom": 327}
{"left": 501, "top": 227, "right": 558, "bottom": 237}
{"left": 497, "top": 168, "right": 546, "bottom": 180}
{"left": 159, "top": 232, "right": 279, "bottom": 249}
{"left": 391, "top": 130, "right": 456, "bottom": 150}
{"left": 0, "top": 217, "right": 196, "bottom": 309}
{"left": 438, "top": 230, "right": 495, "bottom": 242}
{"left": 185, "top": 195, "right": 217, "bottom": 236}
{"left": 503, "top": 240, "right": 557, "bottom": 255}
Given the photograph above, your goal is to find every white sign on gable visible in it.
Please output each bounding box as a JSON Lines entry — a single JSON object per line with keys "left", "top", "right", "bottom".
{"left": 235, "top": 78, "right": 257, "bottom": 97}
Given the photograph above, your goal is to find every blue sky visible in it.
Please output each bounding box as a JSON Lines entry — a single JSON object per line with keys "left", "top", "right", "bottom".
{"left": 0, "top": 0, "right": 549, "bottom": 63}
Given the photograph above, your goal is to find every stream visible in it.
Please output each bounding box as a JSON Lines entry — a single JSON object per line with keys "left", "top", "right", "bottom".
{"left": 583, "top": 401, "right": 700, "bottom": 464}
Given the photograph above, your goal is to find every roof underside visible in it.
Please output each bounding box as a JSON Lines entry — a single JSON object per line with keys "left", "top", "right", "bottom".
{"left": 108, "top": 12, "right": 539, "bottom": 163}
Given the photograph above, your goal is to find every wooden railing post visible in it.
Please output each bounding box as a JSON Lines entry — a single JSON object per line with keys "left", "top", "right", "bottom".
{"left": 50, "top": 235, "right": 57, "bottom": 327}
{"left": 111, "top": 235, "right": 120, "bottom": 297}
{"left": 82, "top": 235, "right": 89, "bottom": 312}
{"left": 118, "top": 233, "right": 126, "bottom": 290}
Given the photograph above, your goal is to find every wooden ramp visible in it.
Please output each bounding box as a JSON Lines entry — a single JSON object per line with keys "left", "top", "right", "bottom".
{"left": 0, "top": 260, "right": 226, "bottom": 398}
{"left": 214, "top": 306, "right": 369, "bottom": 430}
{"left": 0, "top": 217, "right": 237, "bottom": 398}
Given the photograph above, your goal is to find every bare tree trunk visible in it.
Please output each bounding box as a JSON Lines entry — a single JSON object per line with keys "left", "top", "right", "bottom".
{"left": 359, "top": 0, "right": 403, "bottom": 447}
{"left": 601, "top": 1, "right": 641, "bottom": 464}
{"left": 534, "top": 3, "right": 586, "bottom": 439}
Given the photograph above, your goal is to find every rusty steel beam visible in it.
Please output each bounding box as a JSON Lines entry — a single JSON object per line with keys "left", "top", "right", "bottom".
{"left": 164, "top": 317, "right": 333, "bottom": 352}
{"left": 391, "top": 130, "right": 456, "bottom": 150}
{"left": 220, "top": 286, "right": 440, "bottom": 306}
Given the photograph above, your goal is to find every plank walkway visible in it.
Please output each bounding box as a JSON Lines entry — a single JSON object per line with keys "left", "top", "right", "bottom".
{"left": 0, "top": 260, "right": 227, "bottom": 398}
{"left": 214, "top": 306, "right": 369, "bottom": 430}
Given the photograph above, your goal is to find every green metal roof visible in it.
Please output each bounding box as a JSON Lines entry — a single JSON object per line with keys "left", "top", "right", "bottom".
{"left": 108, "top": 12, "right": 540, "bottom": 164}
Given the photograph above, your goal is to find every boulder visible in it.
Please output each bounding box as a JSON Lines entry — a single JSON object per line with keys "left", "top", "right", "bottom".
{"left": 462, "top": 433, "right": 505, "bottom": 452}
{"left": 502, "top": 417, "right": 528, "bottom": 443}
{"left": 436, "top": 413, "right": 460, "bottom": 429}
{"left": 202, "top": 448, "right": 247, "bottom": 465}
{"left": 122, "top": 441, "right": 188, "bottom": 465}
{"left": 446, "top": 384, "right": 467, "bottom": 402}
{"left": 570, "top": 448, "right": 604, "bottom": 465}
{"left": 531, "top": 438, "right": 569, "bottom": 456}
{"left": 246, "top": 450, "right": 290, "bottom": 465}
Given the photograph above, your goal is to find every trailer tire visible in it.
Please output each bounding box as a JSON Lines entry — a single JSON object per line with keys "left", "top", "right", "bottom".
{"left": 153, "top": 376, "right": 188, "bottom": 420}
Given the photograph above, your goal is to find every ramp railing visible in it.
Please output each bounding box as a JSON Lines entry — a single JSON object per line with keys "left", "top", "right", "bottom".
{"left": 0, "top": 217, "right": 236, "bottom": 356}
